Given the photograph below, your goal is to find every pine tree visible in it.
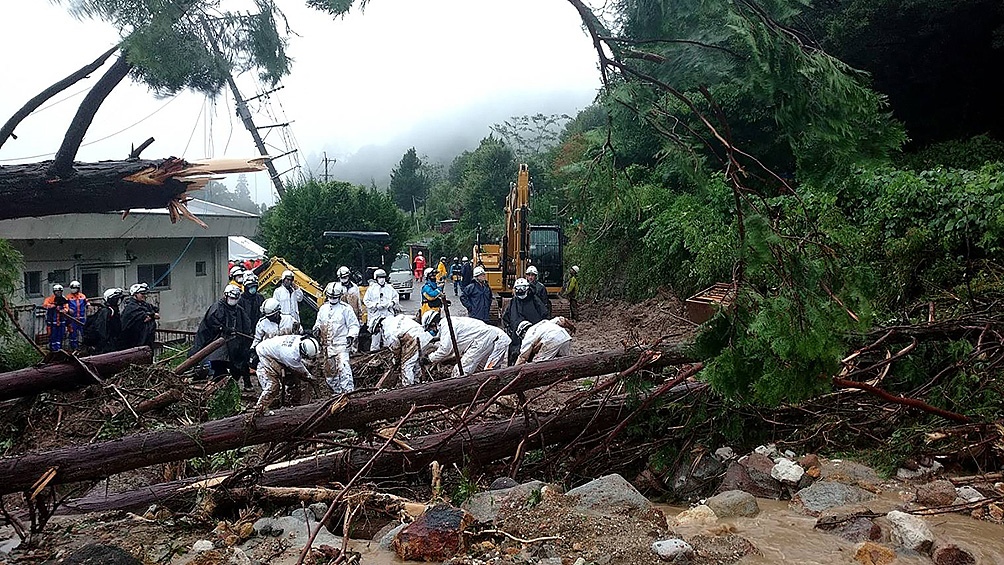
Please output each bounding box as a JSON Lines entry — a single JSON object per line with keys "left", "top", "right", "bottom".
{"left": 389, "top": 148, "right": 431, "bottom": 215}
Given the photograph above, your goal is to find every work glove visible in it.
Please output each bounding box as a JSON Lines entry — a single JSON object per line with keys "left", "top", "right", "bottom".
{"left": 419, "top": 356, "right": 431, "bottom": 367}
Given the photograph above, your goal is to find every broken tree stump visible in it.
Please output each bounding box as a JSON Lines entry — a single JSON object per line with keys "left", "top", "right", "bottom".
{"left": 0, "top": 346, "right": 152, "bottom": 401}
{"left": 0, "top": 345, "right": 690, "bottom": 495}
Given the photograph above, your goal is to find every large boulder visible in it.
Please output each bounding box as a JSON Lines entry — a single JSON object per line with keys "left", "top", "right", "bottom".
{"left": 252, "top": 516, "right": 342, "bottom": 549}
{"left": 566, "top": 474, "right": 654, "bottom": 516}
{"left": 50, "top": 544, "right": 142, "bottom": 565}
{"left": 651, "top": 539, "right": 694, "bottom": 563}
{"left": 930, "top": 539, "right": 977, "bottom": 565}
{"left": 916, "top": 480, "right": 957, "bottom": 507}
{"left": 671, "top": 451, "right": 726, "bottom": 501}
{"left": 463, "top": 480, "right": 545, "bottom": 524}
{"left": 705, "top": 490, "right": 759, "bottom": 518}
{"left": 393, "top": 503, "right": 475, "bottom": 562}
{"left": 814, "top": 508, "right": 884, "bottom": 543}
{"left": 671, "top": 504, "right": 718, "bottom": 527}
{"left": 687, "top": 532, "right": 759, "bottom": 562}
{"left": 770, "top": 458, "right": 805, "bottom": 486}
{"left": 885, "top": 510, "right": 934, "bottom": 553}
{"left": 790, "top": 481, "right": 875, "bottom": 516}
{"left": 718, "top": 453, "right": 784, "bottom": 499}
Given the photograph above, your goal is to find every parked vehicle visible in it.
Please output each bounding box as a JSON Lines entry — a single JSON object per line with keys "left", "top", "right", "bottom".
{"left": 389, "top": 252, "right": 414, "bottom": 300}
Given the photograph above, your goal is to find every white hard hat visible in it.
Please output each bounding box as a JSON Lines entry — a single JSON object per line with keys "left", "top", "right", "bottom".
{"left": 424, "top": 267, "right": 435, "bottom": 279}
{"left": 69, "top": 280, "right": 81, "bottom": 290}
{"left": 462, "top": 256, "right": 469, "bottom": 262}
{"left": 52, "top": 283, "right": 64, "bottom": 292}
{"left": 281, "top": 270, "right": 294, "bottom": 280}
{"left": 337, "top": 266, "right": 351, "bottom": 278}
{"left": 571, "top": 265, "right": 579, "bottom": 274}
{"left": 421, "top": 309, "right": 441, "bottom": 331}
{"left": 417, "top": 251, "right": 423, "bottom": 256}
{"left": 130, "top": 282, "right": 149, "bottom": 295}
{"left": 224, "top": 284, "right": 242, "bottom": 299}
{"left": 325, "top": 281, "right": 344, "bottom": 299}
{"left": 299, "top": 336, "right": 320, "bottom": 358}
{"left": 514, "top": 278, "right": 529, "bottom": 292}
{"left": 102, "top": 287, "right": 124, "bottom": 301}
{"left": 242, "top": 272, "right": 258, "bottom": 285}
{"left": 473, "top": 266, "right": 486, "bottom": 277}
{"left": 229, "top": 265, "right": 244, "bottom": 278}
{"left": 261, "top": 297, "right": 281, "bottom": 316}
{"left": 525, "top": 266, "right": 538, "bottom": 276}
{"left": 517, "top": 320, "right": 532, "bottom": 338}
{"left": 374, "top": 268, "right": 387, "bottom": 279}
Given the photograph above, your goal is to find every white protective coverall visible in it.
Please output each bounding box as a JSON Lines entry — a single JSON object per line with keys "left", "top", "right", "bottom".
{"left": 272, "top": 284, "right": 304, "bottom": 324}
{"left": 253, "top": 335, "right": 315, "bottom": 418}
{"left": 251, "top": 313, "right": 298, "bottom": 349}
{"left": 363, "top": 281, "right": 400, "bottom": 350}
{"left": 313, "top": 299, "right": 359, "bottom": 394}
{"left": 380, "top": 314, "right": 434, "bottom": 386}
{"left": 428, "top": 316, "right": 511, "bottom": 378}
{"left": 516, "top": 317, "right": 573, "bottom": 365}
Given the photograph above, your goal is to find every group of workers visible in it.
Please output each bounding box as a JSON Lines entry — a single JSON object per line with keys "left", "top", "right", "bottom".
{"left": 41, "top": 281, "right": 161, "bottom": 354}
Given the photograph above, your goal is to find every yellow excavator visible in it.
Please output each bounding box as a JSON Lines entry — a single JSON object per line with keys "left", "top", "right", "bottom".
{"left": 473, "top": 163, "right": 565, "bottom": 318}
{"left": 255, "top": 257, "right": 327, "bottom": 309}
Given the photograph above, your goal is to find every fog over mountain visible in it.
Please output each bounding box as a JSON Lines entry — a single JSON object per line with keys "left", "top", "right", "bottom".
{"left": 304, "top": 89, "right": 597, "bottom": 189}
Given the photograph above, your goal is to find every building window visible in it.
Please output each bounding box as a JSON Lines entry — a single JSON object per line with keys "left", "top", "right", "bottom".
{"left": 81, "top": 271, "right": 100, "bottom": 298}
{"left": 47, "top": 269, "right": 69, "bottom": 285}
{"left": 137, "top": 264, "right": 171, "bottom": 290}
{"left": 195, "top": 261, "right": 207, "bottom": 277}
{"left": 24, "top": 271, "right": 42, "bottom": 297}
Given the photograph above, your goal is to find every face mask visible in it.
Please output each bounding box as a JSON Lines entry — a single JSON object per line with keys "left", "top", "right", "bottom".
{"left": 226, "top": 297, "right": 239, "bottom": 306}
{"left": 428, "top": 327, "right": 439, "bottom": 337}
{"left": 340, "top": 277, "right": 350, "bottom": 285}
{"left": 283, "top": 279, "right": 292, "bottom": 288}
{"left": 328, "top": 297, "right": 339, "bottom": 304}
{"left": 268, "top": 314, "right": 281, "bottom": 324}
{"left": 247, "top": 285, "right": 258, "bottom": 295}
{"left": 377, "top": 277, "right": 386, "bottom": 286}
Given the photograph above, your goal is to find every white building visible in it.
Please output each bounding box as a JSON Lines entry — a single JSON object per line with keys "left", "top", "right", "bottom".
{"left": 0, "top": 200, "right": 259, "bottom": 336}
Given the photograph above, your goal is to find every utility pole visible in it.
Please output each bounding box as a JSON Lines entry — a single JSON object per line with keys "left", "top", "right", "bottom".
{"left": 322, "top": 152, "right": 336, "bottom": 182}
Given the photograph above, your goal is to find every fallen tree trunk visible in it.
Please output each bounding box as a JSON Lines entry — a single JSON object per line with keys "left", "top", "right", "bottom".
{"left": 0, "top": 345, "right": 689, "bottom": 495}
{"left": 63, "top": 400, "right": 635, "bottom": 514}
{"left": 0, "top": 346, "right": 152, "bottom": 401}
{"left": 173, "top": 337, "right": 226, "bottom": 374}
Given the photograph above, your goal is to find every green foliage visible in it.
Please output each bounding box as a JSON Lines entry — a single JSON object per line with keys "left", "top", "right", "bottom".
{"left": 457, "top": 136, "right": 516, "bottom": 234}
{"left": 199, "top": 178, "right": 262, "bottom": 215}
{"left": 0, "top": 240, "right": 23, "bottom": 341}
{"left": 208, "top": 380, "right": 243, "bottom": 420}
{"left": 260, "top": 179, "right": 410, "bottom": 282}
{"left": 897, "top": 135, "right": 1004, "bottom": 171}
{"left": 190, "top": 448, "right": 245, "bottom": 474}
{"left": 389, "top": 148, "right": 431, "bottom": 213}
{"left": 491, "top": 113, "right": 571, "bottom": 161}
{"left": 0, "top": 341, "right": 43, "bottom": 374}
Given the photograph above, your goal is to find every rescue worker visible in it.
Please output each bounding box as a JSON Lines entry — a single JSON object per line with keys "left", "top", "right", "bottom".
{"left": 413, "top": 251, "right": 426, "bottom": 282}
{"left": 501, "top": 278, "right": 548, "bottom": 365}
{"left": 235, "top": 273, "right": 265, "bottom": 388}
{"left": 514, "top": 317, "right": 576, "bottom": 365}
{"left": 422, "top": 312, "right": 510, "bottom": 378}
{"left": 42, "top": 283, "right": 69, "bottom": 351}
{"left": 336, "top": 266, "right": 364, "bottom": 322}
{"left": 228, "top": 265, "right": 245, "bottom": 288}
{"left": 436, "top": 256, "right": 449, "bottom": 286}
{"left": 460, "top": 266, "right": 492, "bottom": 323}
{"left": 460, "top": 256, "right": 473, "bottom": 287}
{"left": 562, "top": 265, "right": 580, "bottom": 321}
{"left": 249, "top": 335, "right": 320, "bottom": 423}
{"left": 420, "top": 268, "right": 443, "bottom": 317}
{"left": 65, "top": 280, "right": 88, "bottom": 349}
{"left": 273, "top": 270, "right": 304, "bottom": 324}
{"left": 82, "top": 287, "right": 124, "bottom": 354}
{"left": 119, "top": 283, "right": 160, "bottom": 348}
{"left": 363, "top": 268, "right": 399, "bottom": 350}
{"left": 189, "top": 284, "right": 250, "bottom": 383}
{"left": 314, "top": 282, "right": 359, "bottom": 395}
{"left": 251, "top": 298, "right": 299, "bottom": 351}
{"left": 378, "top": 313, "right": 434, "bottom": 386}
{"left": 450, "top": 257, "right": 462, "bottom": 295}
{"left": 525, "top": 265, "right": 551, "bottom": 317}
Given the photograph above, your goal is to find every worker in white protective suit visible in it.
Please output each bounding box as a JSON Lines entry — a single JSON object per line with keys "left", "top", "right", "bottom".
{"left": 363, "top": 268, "right": 400, "bottom": 350}
{"left": 514, "top": 317, "right": 575, "bottom": 365}
{"left": 423, "top": 312, "right": 510, "bottom": 378}
{"left": 273, "top": 270, "right": 304, "bottom": 324}
{"left": 314, "top": 282, "right": 359, "bottom": 394}
{"left": 379, "top": 313, "right": 435, "bottom": 386}
{"left": 249, "top": 335, "right": 320, "bottom": 423}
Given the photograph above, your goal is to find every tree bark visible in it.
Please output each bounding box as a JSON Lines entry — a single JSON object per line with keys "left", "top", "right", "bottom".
{"left": 0, "top": 346, "right": 152, "bottom": 402}
{"left": 0, "top": 346, "right": 689, "bottom": 495}
{"left": 62, "top": 402, "right": 631, "bottom": 514}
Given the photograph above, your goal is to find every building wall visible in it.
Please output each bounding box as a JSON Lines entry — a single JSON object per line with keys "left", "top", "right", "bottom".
{"left": 10, "top": 237, "right": 228, "bottom": 332}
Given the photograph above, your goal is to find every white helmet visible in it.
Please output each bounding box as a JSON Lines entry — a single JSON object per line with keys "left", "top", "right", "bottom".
{"left": 52, "top": 283, "right": 64, "bottom": 293}
{"left": 325, "top": 281, "right": 344, "bottom": 299}
{"left": 424, "top": 267, "right": 436, "bottom": 280}
{"left": 525, "top": 266, "right": 538, "bottom": 277}
{"left": 517, "top": 320, "right": 532, "bottom": 338}
{"left": 374, "top": 268, "right": 387, "bottom": 285}
{"left": 513, "top": 278, "right": 530, "bottom": 298}
{"left": 299, "top": 336, "right": 320, "bottom": 358}
{"left": 261, "top": 297, "right": 281, "bottom": 316}
{"left": 224, "top": 284, "right": 242, "bottom": 300}
{"left": 69, "top": 280, "right": 81, "bottom": 290}
{"left": 337, "top": 266, "right": 351, "bottom": 279}
{"left": 473, "top": 266, "right": 486, "bottom": 277}
{"left": 130, "top": 282, "right": 149, "bottom": 295}
{"left": 417, "top": 251, "right": 423, "bottom": 256}
{"left": 571, "top": 265, "right": 580, "bottom": 274}
{"left": 102, "top": 287, "right": 124, "bottom": 301}
{"left": 242, "top": 272, "right": 259, "bottom": 286}
{"left": 421, "top": 309, "right": 441, "bottom": 331}
{"left": 462, "top": 256, "right": 469, "bottom": 262}
{"left": 229, "top": 265, "right": 244, "bottom": 278}
{"left": 281, "top": 269, "right": 294, "bottom": 281}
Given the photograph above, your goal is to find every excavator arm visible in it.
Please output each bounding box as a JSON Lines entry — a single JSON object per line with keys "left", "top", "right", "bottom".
{"left": 255, "top": 257, "right": 326, "bottom": 308}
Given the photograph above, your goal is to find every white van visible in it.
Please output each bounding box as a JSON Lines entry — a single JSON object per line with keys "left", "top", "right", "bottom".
{"left": 388, "top": 252, "right": 414, "bottom": 300}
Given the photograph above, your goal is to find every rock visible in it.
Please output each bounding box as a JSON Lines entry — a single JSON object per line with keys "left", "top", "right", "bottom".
{"left": 251, "top": 516, "right": 342, "bottom": 548}
{"left": 916, "top": 479, "right": 957, "bottom": 507}
{"left": 378, "top": 523, "right": 406, "bottom": 551}
{"left": 799, "top": 454, "right": 821, "bottom": 469}
{"left": 537, "top": 558, "right": 563, "bottom": 565}
{"left": 770, "top": 458, "right": 805, "bottom": 485}
{"left": 393, "top": 503, "right": 475, "bottom": 562}
{"left": 490, "top": 477, "right": 518, "bottom": 490}
{"left": 308, "top": 502, "right": 329, "bottom": 521}
{"left": 814, "top": 508, "right": 883, "bottom": 542}
{"left": 896, "top": 460, "right": 943, "bottom": 481}
{"left": 671, "top": 452, "right": 726, "bottom": 501}
{"left": 672, "top": 504, "right": 718, "bottom": 526}
{"left": 853, "top": 541, "right": 896, "bottom": 565}
{"left": 822, "top": 459, "right": 881, "bottom": 488}
{"left": 573, "top": 558, "right": 587, "bottom": 565}
{"left": 955, "top": 486, "right": 985, "bottom": 503}
{"left": 228, "top": 547, "right": 252, "bottom": 565}
{"left": 931, "top": 540, "right": 977, "bottom": 565}
{"left": 289, "top": 507, "right": 310, "bottom": 522}
{"left": 51, "top": 544, "right": 142, "bottom": 565}
{"left": 464, "top": 480, "right": 545, "bottom": 524}
{"left": 790, "top": 481, "right": 875, "bottom": 516}
{"left": 715, "top": 447, "right": 736, "bottom": 461}
{"left": 754, "top": 444, "right": 779, "bottom": 458}
{"left": 651, "top": 538, "right": 694, "bottom": 563}
{"left": 885, "top": 510, "right": 934, "bottom": 553}
{"left": 0, "top": 529, "right": 21, "bottom": 557}
{"left": 687, "top": 533, "right": 758, "bottom": 561}
{"left": 718, "top": 453, "right": 783, "bottom": 499}
{"left": 705, "top": 490, "right": 759, "bottom": 518}
{"left": 192, "top": 540, "right": 215, "bottom": 552}
{"left": 566, "top": 474, "right": 653, "bottom": 515}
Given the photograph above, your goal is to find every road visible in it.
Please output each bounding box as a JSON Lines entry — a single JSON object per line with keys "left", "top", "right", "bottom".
{"left": 395, "top": 282, "right": 470, "bottom": 318}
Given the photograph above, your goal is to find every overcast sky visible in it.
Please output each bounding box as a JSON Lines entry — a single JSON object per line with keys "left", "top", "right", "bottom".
{"left": 0, "top": 1, "right": 601, "bottom": 204}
